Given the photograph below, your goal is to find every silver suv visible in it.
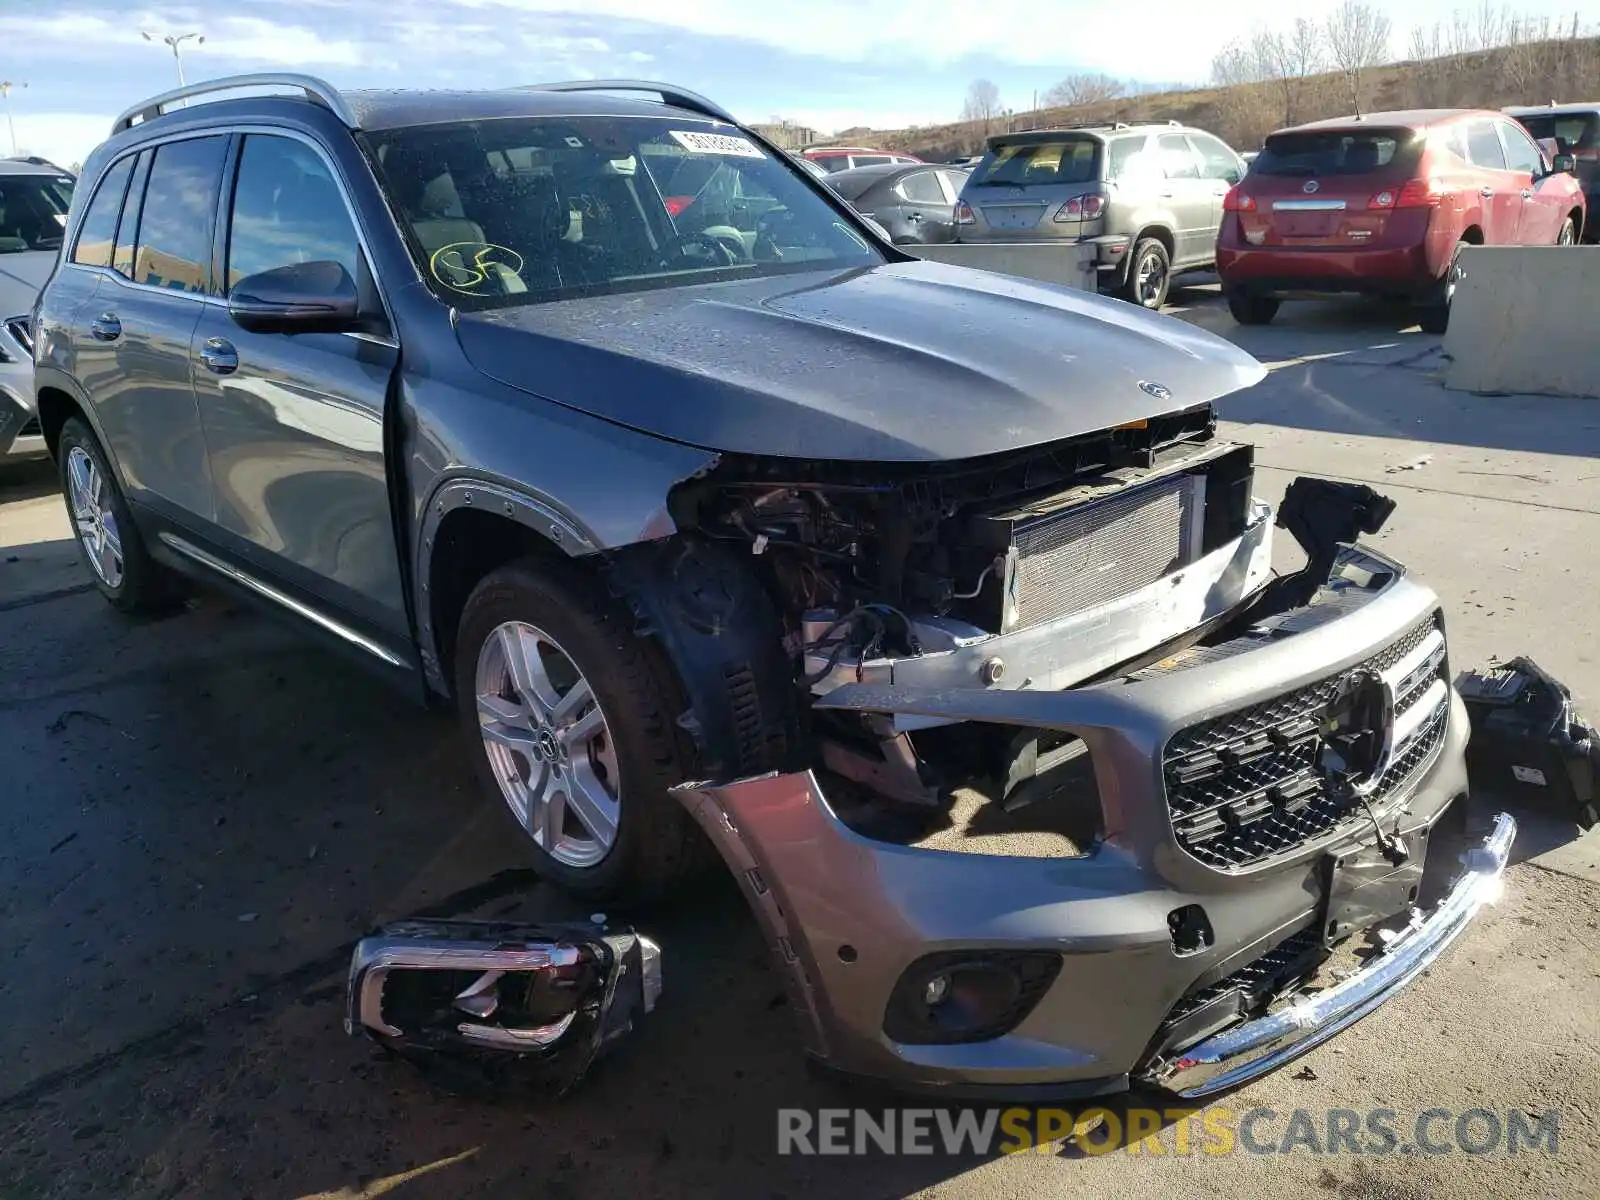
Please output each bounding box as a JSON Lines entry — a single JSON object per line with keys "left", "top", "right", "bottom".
{"left": 954, "top": 122, "right": 1246, "bottom": 308}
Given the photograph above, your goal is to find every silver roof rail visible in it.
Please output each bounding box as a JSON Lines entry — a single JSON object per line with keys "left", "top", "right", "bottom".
{"left": 112, "top": 73, "right": 357, "bottom": 135}
{"left": 516, "top": 79, "right": 737, "bottom": 125}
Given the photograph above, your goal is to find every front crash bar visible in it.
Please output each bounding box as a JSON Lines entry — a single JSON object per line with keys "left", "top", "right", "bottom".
{"left": 1145, "top": 812, "right": 1517, "bottom": 1098}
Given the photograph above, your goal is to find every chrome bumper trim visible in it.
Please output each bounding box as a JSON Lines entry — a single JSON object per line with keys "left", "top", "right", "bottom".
{"left": 1151, "top": 812, "right": 1516, "bottom": 1099}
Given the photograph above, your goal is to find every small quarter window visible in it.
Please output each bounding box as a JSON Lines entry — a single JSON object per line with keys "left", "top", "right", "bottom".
{"left": 70, "top": 156, "right": 133, "bottom": 269}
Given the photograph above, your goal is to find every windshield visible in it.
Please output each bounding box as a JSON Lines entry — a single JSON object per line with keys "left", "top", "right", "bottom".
{"left": 970, "top": 138, "right": 1100, "bottom": 187}
{"left": 1516, "top": 113, "right": 1599, "bottom": 153}
{"left": 366, "top": 116, "right": 879, "bottom": 308}
{"left": 0, "top": 171, "right": 75, "bottom": 253}
{"left": 1252, "top": 130, "right": 1419, "bottom": 177}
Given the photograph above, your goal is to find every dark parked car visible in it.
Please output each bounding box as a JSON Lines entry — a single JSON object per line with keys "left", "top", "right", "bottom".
{"left": 1506, "top": 102, "right": 1600, "bottom": 240}
{"left": 33, "top": 73, "right": 1507, "bottom": 1101}
{"left": 823, "top": 161, "right": 970, "bottom": 243}
{"left": 1217, "top": 109, "right": 1586, "bottom": 331}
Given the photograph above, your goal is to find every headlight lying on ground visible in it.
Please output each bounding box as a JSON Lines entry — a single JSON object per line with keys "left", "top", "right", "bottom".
{"left": 346, "top": 919, "right": 661, "bottom": 1097}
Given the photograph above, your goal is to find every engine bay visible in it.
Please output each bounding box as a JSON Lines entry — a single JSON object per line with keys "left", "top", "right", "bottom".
{"left": 659, "top": 402, "right": 1272, "bottom": 852}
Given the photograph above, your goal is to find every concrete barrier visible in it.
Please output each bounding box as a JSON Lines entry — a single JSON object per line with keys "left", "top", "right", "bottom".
{"left": 902, "top": 242, "right": 1099, "bottom": 292}
{"left": 1443, "top": 246, "right": 1600, "bottom": 398}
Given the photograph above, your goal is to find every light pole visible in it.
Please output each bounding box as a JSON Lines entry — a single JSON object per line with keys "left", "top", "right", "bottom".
{"left": 0, "top": 81, "right": 24, "bottom": 157}
{"left": 141, "top": 30, "right": 204, "bottom": 89}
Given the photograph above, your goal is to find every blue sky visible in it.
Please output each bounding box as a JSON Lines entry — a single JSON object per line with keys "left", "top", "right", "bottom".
{"left": 0, "top": 0, "right": 1586, "bottom": 168}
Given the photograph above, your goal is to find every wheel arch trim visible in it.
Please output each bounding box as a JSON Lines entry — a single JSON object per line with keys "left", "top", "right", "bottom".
{"left": 414, "top": 474, "right": 602, "bottom": 693}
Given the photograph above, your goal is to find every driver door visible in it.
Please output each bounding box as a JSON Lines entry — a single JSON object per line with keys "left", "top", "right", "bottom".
{"left": 189, "top": 132, "right": 408, "bottom": 641}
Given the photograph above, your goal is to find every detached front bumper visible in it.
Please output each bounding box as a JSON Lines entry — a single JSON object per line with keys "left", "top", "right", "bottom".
{"left": 1154, "top": 812, "right": 1515, "bottom": 1098}
{"left": 678, "top": 544, "right": 1495, "bottom": 1098}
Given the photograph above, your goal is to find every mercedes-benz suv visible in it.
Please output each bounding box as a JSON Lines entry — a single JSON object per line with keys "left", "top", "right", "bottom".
{"left": 31, "top": 74, "right": 1507, "bottom": 1100}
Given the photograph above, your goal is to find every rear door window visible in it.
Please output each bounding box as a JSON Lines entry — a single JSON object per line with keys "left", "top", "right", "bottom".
{"left": 1157, "top": 134, "right": 1201, "bottom": 179}
{"left": 935, "top": 170, "right": 967, "bottom": 201}
{"left": 1253, "top": 131, "right": 1410, "bottom": 176}
{"left": 971, "top": 139, "right": 1099, "bottom": 187}
{"left": 132, "top": 136, "right": 229, "bottom": 295}
{"left": 69, "top": 156, "right": 133, "bottom": 268}
{"left": 897, "top": 171, "right": 945, "bottom": 204}
{"left": 1515, "top": 113, "right": 1599, "bottom": 154}
{"left": 1466, "top": 121, "right": 1507, "bottom": 171}
{"left": 1188, "top": 132, "right": 1242, "bottom": 181}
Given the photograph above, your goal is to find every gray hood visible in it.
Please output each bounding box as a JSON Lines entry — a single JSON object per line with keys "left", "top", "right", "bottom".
{"left": 0, "top": 251, "right": 56, "bottom": 317}
{"left": 455, "top": 259, "right": 1265, "bottom": 462}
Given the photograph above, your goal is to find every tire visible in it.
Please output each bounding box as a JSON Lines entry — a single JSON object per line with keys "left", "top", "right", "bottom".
{"left": 453, "top": 557, "right": 705, "bottom": 904}
{"left": 1120, "top": 237, "right": 1171, "bottom": 309}
{"left": 1416, "top": 240, "right": 1467, "bottom": 336}
{"left": 57, "top": 417, "right": 179, "bottom": 614}
{"left": 1226, "top": 290, "right": 1280, "bottom": 326}
{"left": 1556, "top": 218, "right": 1576, "bottom": 246}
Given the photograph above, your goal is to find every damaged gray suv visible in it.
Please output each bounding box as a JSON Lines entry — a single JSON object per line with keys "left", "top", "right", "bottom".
{"left": 34, "top": 75, "right": 1511, "bottom": 1100}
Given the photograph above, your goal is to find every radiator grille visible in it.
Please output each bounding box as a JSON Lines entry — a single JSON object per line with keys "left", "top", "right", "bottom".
{"left": 1007, "top": 474, "right": 1197, "bottom": 630}
{"left": 1163, "top": 611, "right": 1449, "bottom": 871}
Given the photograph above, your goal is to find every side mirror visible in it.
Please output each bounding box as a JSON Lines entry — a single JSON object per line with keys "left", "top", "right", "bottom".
{"left": 1551, "top": 153, "right": 1577, "bottom": 175}
{"left": 228, "top": 260, "right": 360, "bottom": 334}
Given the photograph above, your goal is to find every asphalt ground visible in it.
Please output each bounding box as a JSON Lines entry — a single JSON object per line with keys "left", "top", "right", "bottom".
{"left": 2, "top": 284, "right": 1597, "bottom": 1199}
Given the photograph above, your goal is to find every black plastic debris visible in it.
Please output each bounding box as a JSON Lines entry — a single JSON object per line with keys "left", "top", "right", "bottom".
{"left": 346, "top": 918, "right": 661, "bottom": 1098}
{"left": 1262, "top": 478, "right": 1398, "bottom": 612}
{"left": 1457, "top": 657, "right": 1599, "bottom": 830}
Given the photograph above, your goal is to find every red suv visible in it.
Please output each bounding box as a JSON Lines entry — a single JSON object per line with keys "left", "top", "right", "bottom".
{"left": 1216, "top": 109, "right": 1586, "bottom": 332}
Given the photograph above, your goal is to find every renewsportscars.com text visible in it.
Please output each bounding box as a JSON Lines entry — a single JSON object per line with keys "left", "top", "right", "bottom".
{"left": 776, "top": 1106, "right": 1561, "bottom": 1157}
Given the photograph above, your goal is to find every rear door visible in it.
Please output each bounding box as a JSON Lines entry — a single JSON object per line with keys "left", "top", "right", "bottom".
{"left": 1234, "top": 128, "right": 1423, "bottom": 251}
{"left": 1186, "top": 131, "right": 1245, "bottom": 256}
{"left": 189, "top": 131, "right": 407, "bottom": 638}
{"left": 893, "top": 168, "right": 954, "bottom": 243}
{"left": 1498, "top": 119, "right": 1562, "bottom": 243}
{"left": 1463, "top": 119, "right": 1520, "bottom": 243}
{"left": 1153, "top": 133, "right": 1213, "bottom": 264}
{"left": 75, "top": 135, "right": 229, "bottom": 525}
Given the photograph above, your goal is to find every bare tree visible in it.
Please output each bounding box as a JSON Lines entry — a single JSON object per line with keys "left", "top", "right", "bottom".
{"left": 1324, "top": 0, "right": 1392, "bottom": 113}
{"left": 960, "top": 78, "right": 1003, "bottom": 135}
{"left": 1043, "top": 72, "right": 1124, "bottom": 107}
{"left": 1248, "top": 20, "right": 1325, "bottom": 125}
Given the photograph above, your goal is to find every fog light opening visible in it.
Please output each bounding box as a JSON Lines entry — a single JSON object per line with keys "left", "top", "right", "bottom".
{"left": 882, "top": 951, "right": 1062, "bottom": 1045}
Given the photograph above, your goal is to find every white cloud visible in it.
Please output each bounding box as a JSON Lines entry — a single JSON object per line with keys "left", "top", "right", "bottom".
{"left": 5, "top": 113, "right": 114, "bottom": 171}
{"left": 439, "top": 0, "right": 1283, "bottom": 77}
{"left": 4, "top": 9, "right": 367, "bottom": 70}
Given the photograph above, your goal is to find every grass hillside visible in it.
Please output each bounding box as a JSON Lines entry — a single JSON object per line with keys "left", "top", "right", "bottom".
{"left": 861, "top": 35, "right": 1600, "bottom": 158}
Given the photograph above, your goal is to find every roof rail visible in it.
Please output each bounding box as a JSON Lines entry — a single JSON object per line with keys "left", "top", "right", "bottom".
{"left": 111, "top": 73, "right": 357, "bottom": 135}
{"left": 516, "top": 79, "right": 737, "bottom": 125}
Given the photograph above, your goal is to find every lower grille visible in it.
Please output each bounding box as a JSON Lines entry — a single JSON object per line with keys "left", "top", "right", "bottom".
{"left": 1164, "top": 926, "right": 1324, "bottom": 1029}
{"left": 1163, "top": 612, "right": 1449, "bottom": 870}
{"left": 15, "top": 418, "right": 39, "bottom": 438}
{"left": 1007, "top": 473, "right": 1199, "bottom": 630}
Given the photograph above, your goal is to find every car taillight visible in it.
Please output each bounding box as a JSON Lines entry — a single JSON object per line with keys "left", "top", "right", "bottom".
{"left": 954, "top": 200, "right": 975, "bottom": 225}
{"left": 1392, "top": 178, "right": 1444, "bottom": 208}
{"left": 664, "top": 196, "right": 694, "bottom": 217}
{"left": 1222, "top": 186, "right": 1256, "bottom": 212}
{"left": 1053, "top": 193, "right": 1107, "bottom": 221}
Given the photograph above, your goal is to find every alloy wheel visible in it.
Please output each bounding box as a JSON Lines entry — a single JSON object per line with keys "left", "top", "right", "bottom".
{"left": 66, "top": 446, "right": 124, "bottom": 589}
{"left": 475, "top": 620, "right": 621, "bottom": 868}
{"left": 1135, "top": 250, "right": 1167, "bottom": 307}
{"left": 1558, "top": 221, "right": 1576, "bottom": 246}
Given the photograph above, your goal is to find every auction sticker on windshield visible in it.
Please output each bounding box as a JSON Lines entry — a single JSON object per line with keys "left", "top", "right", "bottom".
{"left": 669, "top": 130, "right": 766, "bottom": 158}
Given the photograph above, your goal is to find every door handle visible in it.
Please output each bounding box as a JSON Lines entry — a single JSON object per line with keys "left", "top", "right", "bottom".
{"left": 907, "top": 211, "right": 923, "bottom": 221}
{"left": 89, "top": 313, "right": 121, "bottom": 342}
{"left": 1479, "top": 186, "right": 1495, "bottom": 197}
{"left": 1521, "top": 188, "right": 1534, "bottom": 199}
{"left": 199, "top": 337, "right": 239, "bottom": 375}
